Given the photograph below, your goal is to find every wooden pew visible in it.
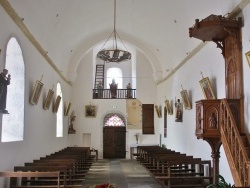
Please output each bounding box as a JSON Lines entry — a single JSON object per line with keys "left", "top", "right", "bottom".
{"left": 25, "top": 160, "right": 85, "bottom": 185}
{"left": 40, "top": 154, "right": 90, "bottom": 173}
{"left": 12, "top": 147, "right": 92, "bottom": 187}
{"left": 136, "top": 145, "right": 213, "bottom": 187}
{"left": 149, "top": 154, "right": 201, "bottom": 175}
{"left": 0, "top": 147, "right": 92, "bottom": 188}
{"left": 13, "top": 166, "right": 68, "bottom": 187}
{"left": 0, "top": 171, "right": 60, "bottom": 188}
{"left": 155, "top": 160, "right": 212, "bottom": 187}
{"left": 48, "top": 147, "right": 93, "bottom": 169}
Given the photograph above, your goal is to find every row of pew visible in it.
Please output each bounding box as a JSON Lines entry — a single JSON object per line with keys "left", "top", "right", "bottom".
{"left": 135, "top": 145, "right": 213, "bottom": 188}
{"left": 0, "top": 147, "right": 95, "bottom": 188}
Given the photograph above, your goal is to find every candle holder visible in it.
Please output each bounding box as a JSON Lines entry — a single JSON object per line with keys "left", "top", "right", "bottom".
{"left": 134, "top": 133, "right": 140, "bottom": 144}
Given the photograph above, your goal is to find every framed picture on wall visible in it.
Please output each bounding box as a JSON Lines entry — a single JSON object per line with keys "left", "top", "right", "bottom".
{"left": 164, "top": 99, "right": 173, "bottom": 115}
{"left": 64, "top": 102, "right": 71, "bottom": 116}
{"left": 246, "top": 51, "right": 250, "bottom": 67}
{"left": 30, "top": 80, "right": 44, "bottom": 105}
{"left": 53, "top": 95, "right": 61, "bottom": 113}
{"left": 43, "top": 89, "right": 54, "bottom": 110}
{"left": 180, "top": 90, "right": 192, "bottom": 110}
{"left": 154, "top": 105, "right": 162, "bottom": 118}
{"left": 199, "top": 77, "right": 216, "bottom": 99}
{"left": 85, "top": 105, "right": 96, "bottom": 117}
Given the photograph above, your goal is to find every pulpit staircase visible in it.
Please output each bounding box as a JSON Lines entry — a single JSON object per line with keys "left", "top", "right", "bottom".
{"left": 220, "top": 99, "right": 250, "bottom": 187}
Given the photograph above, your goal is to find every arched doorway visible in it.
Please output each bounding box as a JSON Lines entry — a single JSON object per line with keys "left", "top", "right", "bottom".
{"left": 103, "top": 113, "right": 126, "bottom": 158}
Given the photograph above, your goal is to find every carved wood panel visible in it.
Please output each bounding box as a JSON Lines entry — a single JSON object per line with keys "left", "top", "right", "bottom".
{"left": 195, "top": 100, "right": 221, "bottom": 139}
{"left": 225, "top": 35, "right": 243, "bottom": 99}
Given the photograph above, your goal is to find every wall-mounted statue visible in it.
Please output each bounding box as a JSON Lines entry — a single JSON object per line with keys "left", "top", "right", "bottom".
{"left": 68, "top": 111, "right": 76, "bottom": 134}
{"left": 0, "top": 69, "right": 11, "bottom": 114}
{"left": 175, "top": 98, "right": 183, "bottom": 122}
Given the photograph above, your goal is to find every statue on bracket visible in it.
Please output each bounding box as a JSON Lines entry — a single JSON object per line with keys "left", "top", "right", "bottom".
{"left": 0, "top": 69, "right": 11, "bottom": 114}
{"left": 175, "top": 98, "right": 183, "bottom": 122}
{"left": 68, "top": 111, "right": 76, "bottom": 134}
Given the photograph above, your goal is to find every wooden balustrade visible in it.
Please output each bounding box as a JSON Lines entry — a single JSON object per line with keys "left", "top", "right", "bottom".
{"left": 220, "top": 99, "right": 250, "bottom": 186}
{"left": 92, "top": 89, "right": 136, "bottom": 99}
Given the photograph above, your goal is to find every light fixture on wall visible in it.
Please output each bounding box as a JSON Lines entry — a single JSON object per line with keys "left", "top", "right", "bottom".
{"left": 97, "top": 0, "right": 131, "bottom": 63}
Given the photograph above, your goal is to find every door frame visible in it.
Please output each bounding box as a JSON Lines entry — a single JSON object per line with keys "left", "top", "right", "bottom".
{"left": 102, "top": 113, "right": 127, "bottom": 158}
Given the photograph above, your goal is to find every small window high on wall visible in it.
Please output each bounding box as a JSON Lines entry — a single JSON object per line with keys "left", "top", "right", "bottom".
{"left": 106, "top": 68, "right": 122, "bottom": 89}
{"left": 104, "top": 114, "right": 125, "bottom": 127}
{"left": 1, "top": 37, "right": 25, "bottom": 142}
{"left": 56, "top": 83, "right": 63, "bottom": 137}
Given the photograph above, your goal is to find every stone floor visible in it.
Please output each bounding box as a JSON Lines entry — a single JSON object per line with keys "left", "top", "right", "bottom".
{"left": 82, "top": 159, "right": 165, "bottom": 188}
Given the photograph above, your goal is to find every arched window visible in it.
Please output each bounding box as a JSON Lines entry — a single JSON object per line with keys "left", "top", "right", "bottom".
{"left": 104, "top": 113, "right": 125, "bottom": 126}
{"left": 106, "top": 68, "right": 122, "bottom": 89}
{"left": 1, "top": 37, "right": 25, "bottom": 142}
{"left": 56, "top": 83, "right": 63, "bottom": 137}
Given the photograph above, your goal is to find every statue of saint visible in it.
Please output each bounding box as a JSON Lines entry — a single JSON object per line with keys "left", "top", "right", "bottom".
{"left": 68, "top": 111, "right": 76, "bottom": 134}
{"left": 97, "top": 82, "right": 103, "bottom": 98}
{"left": 109, "top": 79, "right": 118, "bottom": 98}
{"left": 126, "top": 82, "right": 132, "bottom": 98}
{"left": 0, "top": 69, "right": 11, "bottom": 114}
{"left": 175, "top": 98, "right": 183, "bottom": 122}
{"left": 209, "top": 113, "right": 217, "bottom": 129}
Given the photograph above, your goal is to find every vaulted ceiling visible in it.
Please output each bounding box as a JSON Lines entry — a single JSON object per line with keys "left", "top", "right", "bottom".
{"left": 1, "top": 0, "right": 246, "bottom": 84}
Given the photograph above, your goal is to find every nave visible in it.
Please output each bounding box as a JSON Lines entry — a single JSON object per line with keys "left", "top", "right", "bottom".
{"left": 83, "top": 159, "right": 164, "bottom": 188}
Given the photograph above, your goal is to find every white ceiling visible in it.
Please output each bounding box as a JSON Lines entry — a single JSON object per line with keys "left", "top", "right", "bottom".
{"left": 4, "top": 0, "right": 245, "bottom": 83}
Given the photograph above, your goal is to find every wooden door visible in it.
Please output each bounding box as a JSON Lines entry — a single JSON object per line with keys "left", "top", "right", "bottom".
{"left": 103, "top": 126, "right": 126, "bottom": 158}
{"left": 142, "top": 104, "right": 154, "bottom": 134}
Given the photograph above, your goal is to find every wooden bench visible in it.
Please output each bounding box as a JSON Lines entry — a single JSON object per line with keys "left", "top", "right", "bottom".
{"left": 14, "top": 162, "right": 85, "bottom": 186}
{"left": 47, "top": 148, "right": 93, "bottom": 168}
{"left": 1, "top": 147, "right": 92, "bottom": 187}
{"left": 40, "top": 154, "right": 90, "bottom": 172}
{"left": 136, "top": 145, "right": 213, "bottom": 187}
{"left": 14, "top": 147, "right": 92, "bottom": 186}
{"left": 155, "top": 160, "right": 212, "bottom": 187}
{"left": 25, "top": 161, "right": 85, "bottom": 183}
{"left": 0, "top": 171, "right": 60, "bottom": 188}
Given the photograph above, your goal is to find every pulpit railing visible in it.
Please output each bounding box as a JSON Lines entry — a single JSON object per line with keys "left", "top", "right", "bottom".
{"left": 220, "top": 99, "right": 250, "bottom": 186}
{"left": 92, "top": 89, "right": 136, "bottom": 99}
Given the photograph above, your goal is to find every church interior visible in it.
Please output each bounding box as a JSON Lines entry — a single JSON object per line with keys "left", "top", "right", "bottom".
{"left": 1, "top": 0, "right": 250, "bottom": 187}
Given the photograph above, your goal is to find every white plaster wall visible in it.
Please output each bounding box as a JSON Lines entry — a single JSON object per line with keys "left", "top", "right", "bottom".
{"left": 0, "top": 1, "right": 250, "bottom": 187}
{"left": 155, "top": 16, "right": 250, "bottom": 183}
{"left": 0, "top": 6, "right": 71, "bottom": 186}
{"left": 156, "top": 42, "right": 233, "bottom": 182}
{"left": 69, "top": 49, "right": 158, "bottom": 159}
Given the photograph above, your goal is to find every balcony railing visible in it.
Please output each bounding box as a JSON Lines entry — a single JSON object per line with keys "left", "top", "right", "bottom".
{"left": 92, "top": 89, "right": 136, "bottom": 99}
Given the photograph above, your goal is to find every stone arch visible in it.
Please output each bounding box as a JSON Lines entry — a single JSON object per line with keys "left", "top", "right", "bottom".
{"left": 67, "top": 31, "right": 163, "bottom": 83}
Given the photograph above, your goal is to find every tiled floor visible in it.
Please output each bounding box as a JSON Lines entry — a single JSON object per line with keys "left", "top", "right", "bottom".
{"left": 83, "top": 159, "right": 165, "bottom": 188}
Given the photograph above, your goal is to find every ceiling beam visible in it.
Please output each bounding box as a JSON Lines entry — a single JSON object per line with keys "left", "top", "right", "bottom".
{"left": 0, "top": 0, "right": 71, "bottom": 85}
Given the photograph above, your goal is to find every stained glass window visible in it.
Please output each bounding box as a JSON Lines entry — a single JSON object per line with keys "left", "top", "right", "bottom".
{"left": 105, "top": 114, "right": 125, "bottom": 126}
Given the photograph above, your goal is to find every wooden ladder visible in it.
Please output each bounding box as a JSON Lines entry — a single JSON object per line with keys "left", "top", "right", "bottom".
{"left": 94, "top": 64, "right": 105, "bottom": 89}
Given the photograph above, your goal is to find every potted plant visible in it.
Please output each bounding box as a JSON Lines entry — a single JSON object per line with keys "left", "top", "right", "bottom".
{"left": 206, "top": 175, "right": 235, "bottom": 188}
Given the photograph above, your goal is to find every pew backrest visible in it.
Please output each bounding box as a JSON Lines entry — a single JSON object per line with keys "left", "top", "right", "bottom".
{"left": 0, "top": 171, "right": 60, "bottom": 188}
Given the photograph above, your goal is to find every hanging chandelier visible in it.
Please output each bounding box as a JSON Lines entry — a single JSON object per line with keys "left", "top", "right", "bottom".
{"left": 97, "top": 0, "right": 131, "bottom": 63}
